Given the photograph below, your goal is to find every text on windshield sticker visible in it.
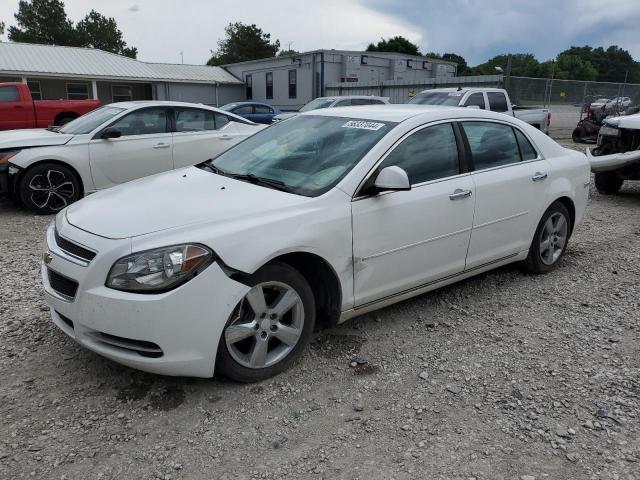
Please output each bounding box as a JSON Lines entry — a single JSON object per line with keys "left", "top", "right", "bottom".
{"left": 341, "top": 121, "right": 385, "bottom": 131}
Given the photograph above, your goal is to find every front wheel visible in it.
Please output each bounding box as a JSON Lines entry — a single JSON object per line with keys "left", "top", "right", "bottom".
{"left": 594, "top": 171, "right": 623, "bottom": 195}
{"left": 522, "top": 202, "right": 571, "bottom": 274}
{"left": 216, "top": 262, "right": 315, "bottom": 382}
{"left": 18, "top": 163, "right": 81, "bottom": 214}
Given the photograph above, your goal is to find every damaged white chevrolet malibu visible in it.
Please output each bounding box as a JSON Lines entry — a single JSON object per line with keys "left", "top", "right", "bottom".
{"left": 42, "top": 105, "right": 590, "bottom": 382}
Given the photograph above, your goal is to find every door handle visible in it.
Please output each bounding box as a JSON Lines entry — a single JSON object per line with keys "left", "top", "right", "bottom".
{"left": 532, "top": 172, "right": 548, "bottom": 182}
{"left": 449, "top": 188, "right": 472, "bottom": 200}
{"left": 153, "top": 143, "right": 170, "bottom": 149}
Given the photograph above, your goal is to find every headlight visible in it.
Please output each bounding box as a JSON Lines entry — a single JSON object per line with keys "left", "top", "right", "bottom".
{"left": 106, "top": 244, "right": 213, "bottom": 293}
{"left": 599, "top": 125, "right": 620, "bottom": 137}
{"left": 0, "top": 150, "right": 20, "bottom": 165}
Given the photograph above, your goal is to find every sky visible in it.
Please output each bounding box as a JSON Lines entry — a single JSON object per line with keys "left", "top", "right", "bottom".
{"left": 1, "top": 0, "right": 639, "bottom": 66}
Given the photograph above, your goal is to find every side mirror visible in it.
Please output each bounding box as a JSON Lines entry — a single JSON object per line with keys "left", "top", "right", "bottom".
{"left": 374, "top": 166, "right": 411, "bottom": 191}
{"left": 101, "top": 127, "right": 121, "bottom": 139}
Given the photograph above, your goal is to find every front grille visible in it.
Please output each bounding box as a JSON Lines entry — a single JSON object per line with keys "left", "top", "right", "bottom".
{"left": 48, "top": 269, "right": 78, "bottom": 300}
{"left": 55, "top": 229, "right": 96, "bottom": 262}
{"left": 89, "top": 332, "right": 163, "bottom": 358}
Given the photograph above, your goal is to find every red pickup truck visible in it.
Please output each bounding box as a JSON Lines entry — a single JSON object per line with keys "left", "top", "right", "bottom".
{"left": 0, "top": 82, "right": 100, "bottom": 130}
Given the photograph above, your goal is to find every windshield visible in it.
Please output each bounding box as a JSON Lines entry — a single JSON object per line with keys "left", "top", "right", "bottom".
{"left": 209, "top": 115, "right": 396, "bottom": 197}
{"left": 409, "top": 92, "right": 463, "bottom": 106}
{"left": 58, "top": 106, "right": 126, "bottom": 134}
{"left": 299, "top": 98, "right": 335, "bottom": 112}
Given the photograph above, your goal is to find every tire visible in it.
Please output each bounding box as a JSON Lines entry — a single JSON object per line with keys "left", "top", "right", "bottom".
{"left": 572, "top": 126, "right": 585, "bottom": 143}
{"left": 522, "top": 201, "right": 571, "bottom": 274}
{"left": 216, "top": 262, "right": 316, "bottom": 383}
{"left": 18, "top": 163, "right": 81, "bottom": 214}
{"left": 594, "top": 171, "right": 623, "bottom": 195}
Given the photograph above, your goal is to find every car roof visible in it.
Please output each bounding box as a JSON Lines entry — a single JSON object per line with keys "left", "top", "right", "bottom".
{"left": 106, "top": 100, "right": 256, "bottom": 124}
{"left": 417, "top": 87, "right": 506, "bottom": 94}
{"left": 302, "top": 104, "right": 516, "bottom": 123}
{"left": 315, "top": 95, "right": 388, "bottom": 101}
{"left": 226, "top": 101, "right": 273, "bottom": 107}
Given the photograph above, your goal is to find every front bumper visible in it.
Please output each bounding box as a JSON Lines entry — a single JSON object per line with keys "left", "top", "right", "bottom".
{"left": 42, "top": 219, "right": 249, "bottom": 378}
{"left": 587, "top": 147, "right": 640, "bottom": 173}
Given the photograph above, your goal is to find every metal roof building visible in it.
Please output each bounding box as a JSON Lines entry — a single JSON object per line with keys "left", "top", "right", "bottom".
{"left": 0, "top": 42, "right": 244, "bottom": 106}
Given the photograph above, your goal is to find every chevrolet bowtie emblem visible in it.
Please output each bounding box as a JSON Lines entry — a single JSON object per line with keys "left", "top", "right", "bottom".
{"left": 43, "top": 252, "right": 53, "bottom": 265}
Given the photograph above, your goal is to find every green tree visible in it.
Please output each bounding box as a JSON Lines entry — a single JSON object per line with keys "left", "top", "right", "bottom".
{"left": 8, "top": 0, "right": 75, "bottom": 46}
{"left": 366, "top": 36, "right": 420, "bottom": 56}
{"left": 0, "top": 21, "right": 5, "bottom": 36}
{"left": 554, "top": 53, "right": 597, "bottom": 80}
{"left": 76, "top": 10, "right": 137, "bottom": 58}
{"left": 471, "top": 53, "right": 540, "bottom": 77}
{"left": 207, "top": 22, "right": 280, "bottom": 66}
{"left": 277, "top": 49, "right": 300, "bottom": 57}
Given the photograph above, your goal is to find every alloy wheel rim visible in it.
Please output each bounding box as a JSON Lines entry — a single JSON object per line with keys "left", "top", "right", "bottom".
{"left": 225, "top": 281, "right": 304, "bottom": 369}
{"left": 539, "top": 212, "right": 568, "bottom": 266}
{"left": 28, "top": 170, "right": 75, "bottom": 211}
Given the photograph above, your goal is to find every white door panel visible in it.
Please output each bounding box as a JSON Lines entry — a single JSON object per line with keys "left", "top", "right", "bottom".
{"left": 88, "top": 133, "right": 173, "bottom": 190}
{"left": 352, "top": 175, "right": 475, "bottom": 306}
{"left": 171, "top": 129, "right": 247, "bottom": 169}
{"left": 466, "top": 159, "right": 551, "bottom": 268}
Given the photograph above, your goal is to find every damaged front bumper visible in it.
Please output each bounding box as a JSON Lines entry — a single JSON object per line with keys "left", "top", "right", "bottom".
{"left": 586, "top": 147, "right": 640, "bottom": 173}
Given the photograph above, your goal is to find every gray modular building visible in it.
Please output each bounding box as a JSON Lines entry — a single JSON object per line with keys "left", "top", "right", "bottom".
{"left": 223, "top": 50, "right": 457, "bottom": 110}
{"left": 0, "top": 42, "right": 244, "bottom": 106}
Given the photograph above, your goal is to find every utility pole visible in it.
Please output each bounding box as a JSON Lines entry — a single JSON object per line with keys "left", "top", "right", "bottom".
{"left": 180, "top": 51, "right": 184, "bottom": 64}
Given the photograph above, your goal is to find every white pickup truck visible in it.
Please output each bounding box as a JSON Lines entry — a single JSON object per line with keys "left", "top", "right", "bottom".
{"left": 409, "top": 88, "right": 551, "bottom": 134}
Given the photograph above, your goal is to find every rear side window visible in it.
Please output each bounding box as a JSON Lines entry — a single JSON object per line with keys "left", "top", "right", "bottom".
{"left": 234, "top": 105, "right": 253, "bottom": 115}
{"left": 214, "top": 113, "right": 230, "bottom": 129}
{"left": 174, "top": 108, "right": 216, "bottom": 132}
{"left": 461, "top": 122, "right": 521, "bottom": 170}
{"left": 487, "top": 92, "right": 509, "bottom": 112}
{"left": 334, "top": 99, "right": 352, "bottom": 107}
{"left": 0, "top": 86, "right": 19, "bottom": 102}
{"left": 464, "top": 92, "right": 485, "bottom": 109}
{"left": 369, "top": 99, "right": 386, "bottom": 105}
{"left": 514, "top": 129, "right": 538, "bottom": 160}
{"left": 379, "top": 123, "right": 460, "bottom": 185}
{"left": 254, "top": 105, "right": 272, "bottom": 114}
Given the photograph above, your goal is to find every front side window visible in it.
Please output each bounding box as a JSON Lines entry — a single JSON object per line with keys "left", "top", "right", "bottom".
{"left": 462, "top": 121, "right": 521, "bottom": 170}
{"left": 378, "top": 123, "right": 460, "bottom": 185}
{"left": 464, "top": 92, "right": 485, "bottom": 109}
{"left": 234, "top": 105, "right": 253, "bottom": 115}
{"left": 245, "top": 74, "right": 253, "bottom": 100}
{"left": 112, "top": 85, "right": 132, "bottom": 103}
{"left": 110, "top": 108, "right": 168, "bottom": 136}
{"left": 266, "top": 72, "right": 273, "bottom": 99}
{"left": 288, "top": 70, "right": 297, "bottom": 99}
{"left": 67, "top": 83, "right": 89, "bottom": 100}
{"left": 0, "top": 86, "right": 19, "bottom": 102}
{"left": 254, "top": 105, "right": 272, "bottom": 114}
{"left": 174, "top": 108, "right": 216, "bottom": 132}
{"left": 210, "top": 115, "right": 396, "bottom": 197}
{"left": 487, "top": 92, "right": 509, "bottom": 112}
{"left": 59, "top": 106, "right": 125, "bottom": 134}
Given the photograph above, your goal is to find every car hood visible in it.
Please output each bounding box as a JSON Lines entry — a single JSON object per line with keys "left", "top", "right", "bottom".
{"left": 603, "top": 113, "right": 640, "bottom": 129}
{"left": 0, "top": 128, "right": 74, "bottom": 149}
{"left": 65, "top": 167, "right": 307, "bottom": 239}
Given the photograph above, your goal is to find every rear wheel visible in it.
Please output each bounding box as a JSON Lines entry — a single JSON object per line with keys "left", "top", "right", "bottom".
{"left": 216, "top": 262, "right": 315, "bottom": 383}
{"left": 18, "top": 163, "right": 81, "bottom": 214}
{"left": 523, "top": 201, "right": 570, "bottom": 274}
{"left": 594, "top": 171, "right": 623, "bottom": 195}
{"left": 572, "top": 126, "right": 585, "bottom": 143}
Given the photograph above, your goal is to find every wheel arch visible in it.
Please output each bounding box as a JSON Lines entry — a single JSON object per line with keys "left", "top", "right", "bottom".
{"left": 53, "top": 112, "right": 79, "bottom": 125}
{"left": 243, "top": 251, "right": 343, "bottom": 329}
{"left": 550, "top": 195, "right": 575, "bottom": 236}
{"left": 16, "top": 159, "right": 85, "bottom": 197}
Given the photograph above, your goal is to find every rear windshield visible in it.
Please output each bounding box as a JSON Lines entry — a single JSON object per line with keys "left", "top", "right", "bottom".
{"left": 409, "top": 92, "right": 463, "bottom": 106}
{"left": 299, "top": 98, "right": 335, "bottom": 112}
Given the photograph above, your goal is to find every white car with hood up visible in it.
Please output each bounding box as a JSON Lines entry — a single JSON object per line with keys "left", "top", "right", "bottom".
{"left": 0, "top": 101, "right": 264, "bottom": 214}
{"left": 42, "top": 105, "right": 590, "bottom": 381}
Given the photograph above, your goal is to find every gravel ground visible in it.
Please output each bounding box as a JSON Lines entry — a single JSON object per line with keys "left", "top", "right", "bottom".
{"left": 1, "top": 139, "right": 639, "bottom": 480}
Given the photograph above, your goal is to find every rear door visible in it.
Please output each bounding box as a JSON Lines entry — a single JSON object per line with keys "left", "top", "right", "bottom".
{"left": 461, "top": 121, "right": 551, "bottom": 268}
{"left": 253, "top": 104, "right": 274, "bottom": 124}
{"left": 172, "top": 108, "right": 244, "bottom": 168}
{"left": 88, "top": 107, "right": 173, "bottom": 189}
{"left": 232, "top": 105, "right": 255, "bottom": 121}
{"left": 0, "top": 85, "right": 32, "bottom": 130}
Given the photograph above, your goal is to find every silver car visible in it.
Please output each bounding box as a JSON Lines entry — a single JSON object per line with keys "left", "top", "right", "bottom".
{"left": 273, "top": 95, "right": 389, "bottom": 121}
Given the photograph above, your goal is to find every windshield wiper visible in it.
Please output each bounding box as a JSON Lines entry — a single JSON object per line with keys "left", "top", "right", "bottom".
{"left": 226, "top": 173, "right": 292, "bottom": 192}
{"left": 199, "top": 162, "right": 224, "bottom": 175}
{"left": 46, "top": 125, "right": 61, "bottom": 133}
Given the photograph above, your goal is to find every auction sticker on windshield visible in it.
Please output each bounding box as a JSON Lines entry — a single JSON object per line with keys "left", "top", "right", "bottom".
{"left": 342, "top": 120, "right": 386, "bottom": 131}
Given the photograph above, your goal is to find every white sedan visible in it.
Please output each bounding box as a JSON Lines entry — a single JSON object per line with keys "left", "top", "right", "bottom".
{"left": 42, "top": 105, "right": 590, "bottom": 381}
{"left": 0, "top": 101, "right": 264, "bottom": 214}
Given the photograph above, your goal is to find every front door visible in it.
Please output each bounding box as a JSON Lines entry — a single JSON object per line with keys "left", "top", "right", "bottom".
{"left": 0, "top": 85, "right": 32, "bottom": 130}
{"left": 88, "top": 107, "right": 173, "bottom": 190}
{"left": 352, "top": 122, "right": 476, "bottom": 307}
{"left": 460, "top": 121, "right": 551, "bottom": 268}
